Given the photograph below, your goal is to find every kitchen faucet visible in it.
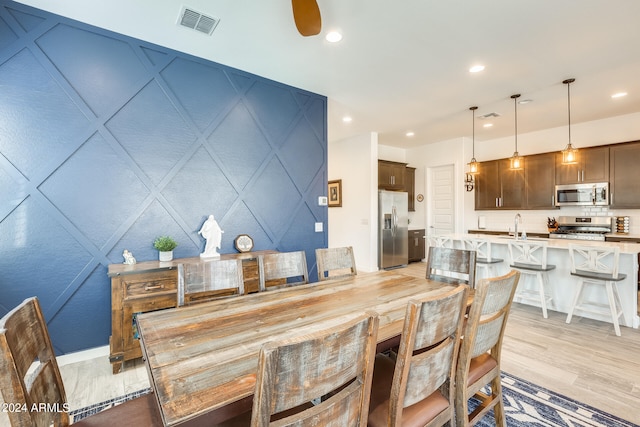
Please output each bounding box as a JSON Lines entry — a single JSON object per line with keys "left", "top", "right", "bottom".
{"left": 514, "top": 213, "right": 522, "bottom": 240}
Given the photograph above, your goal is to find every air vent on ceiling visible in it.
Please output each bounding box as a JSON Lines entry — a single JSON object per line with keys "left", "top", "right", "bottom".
{"left": 178, "top": 6, "right": 219, "bottom": 35}
{"left": 478, "top": 112, "right": 501, "bottom": 119}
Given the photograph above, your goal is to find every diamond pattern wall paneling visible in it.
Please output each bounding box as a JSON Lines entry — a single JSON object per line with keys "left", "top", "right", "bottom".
{"left": 0, "top": 0, "right": 327, "bottom": 354}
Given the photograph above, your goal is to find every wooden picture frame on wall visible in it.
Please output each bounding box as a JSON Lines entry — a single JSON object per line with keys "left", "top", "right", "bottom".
{"left": 328, "top": 179, "right": 342, "bottom": 207}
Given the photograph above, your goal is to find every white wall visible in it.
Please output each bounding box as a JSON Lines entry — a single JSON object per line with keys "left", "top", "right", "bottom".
{"left": 328, "top": 133, "right": 379, "bottom": 272}
{"left": 405, "top": 137, "right": 467, "bottom": 234}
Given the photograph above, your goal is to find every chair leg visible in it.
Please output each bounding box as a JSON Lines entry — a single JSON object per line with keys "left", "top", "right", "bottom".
{"left": 536, "top": 272, "right": 548, "bottom": 319}
{"left": 566, "top": 279, "right": 584, "bottom": 324}
{"left": 605, "top": 282, "right": 622, "bottom": 336}
{"left": 491, "top": 375, "right": 507, "bottom": 427}
{"left": 455, "top": 388, "right": 470, "bottom": 427}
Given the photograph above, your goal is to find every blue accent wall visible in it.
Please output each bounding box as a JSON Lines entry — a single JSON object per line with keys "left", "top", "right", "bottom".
{"left": 0, "top": 1, "right": 327, "bottom": 354}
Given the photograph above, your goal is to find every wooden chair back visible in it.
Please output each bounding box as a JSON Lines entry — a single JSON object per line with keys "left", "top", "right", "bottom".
{"left": 387, "top": 285, "right": 468, "bottom": 426}
{"left": 177, "top": 259, "right": 245, "bottom": 306}
{"left": 315, "top": 246, "right": 357, "bottom": 281}
{"left": 455, "top": 270, "right": 520, "bottom": 426}
{"left": 258, "top": 251, "right": 309, "bottom": 291}
{"left": 0, "top": 297, "right": 70, "bottom": 427}
{"left": 250, "top": 312, "right": 379, "bottom": 427}
{"left": 425, "top": 246, "right": 477, "bottom": 287}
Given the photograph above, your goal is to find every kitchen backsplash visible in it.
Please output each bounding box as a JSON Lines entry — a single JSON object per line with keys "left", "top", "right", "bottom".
{"left": 471, "top": 207, "right": 640, "bottom": 236}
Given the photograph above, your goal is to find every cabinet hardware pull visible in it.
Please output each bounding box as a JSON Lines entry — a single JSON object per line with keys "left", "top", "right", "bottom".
{"left": 145, "top": 284, "right": 163, "bottom": 291}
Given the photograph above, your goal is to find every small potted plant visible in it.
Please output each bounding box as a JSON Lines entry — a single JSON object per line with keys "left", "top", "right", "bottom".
{"left": 154, "top": 236, "right": 178, "bottom": 262}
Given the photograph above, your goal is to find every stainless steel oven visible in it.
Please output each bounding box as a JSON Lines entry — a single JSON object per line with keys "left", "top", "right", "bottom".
{"left": 549, "top": 216, "right": 612, "bottom": 241}
{"left": 554, "top": 182, "right": 609, "bottom": 207}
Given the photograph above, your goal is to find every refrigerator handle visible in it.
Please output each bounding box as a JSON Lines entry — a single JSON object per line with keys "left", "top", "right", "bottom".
{"left": 392, "top": 206, "right": 397, "bottom": 236}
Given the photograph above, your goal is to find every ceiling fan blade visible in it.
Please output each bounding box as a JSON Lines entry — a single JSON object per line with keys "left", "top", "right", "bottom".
{"left": 292, "top": 0, "right": 321, "bottom": 36}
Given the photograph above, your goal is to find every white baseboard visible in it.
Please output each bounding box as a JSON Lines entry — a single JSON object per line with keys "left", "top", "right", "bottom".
{"left": 57, "top": 345, "right": 109, "bottom": 366}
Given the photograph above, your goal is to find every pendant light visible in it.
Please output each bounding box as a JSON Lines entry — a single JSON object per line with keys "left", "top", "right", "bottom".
{"left": 468, "top": 106, "right": 479, "bottom": 174}
{"left": 561, "top": 78, "right": 578, "bottom": 164}
{"left": 510, "top": 94, "right": 523, "bottom": 170}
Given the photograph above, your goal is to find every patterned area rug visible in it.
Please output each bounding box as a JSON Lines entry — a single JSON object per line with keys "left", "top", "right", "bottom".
{"left": 70, "top": 373, "right": 638, "bottom": 426}
{"left": 69, "top": 388, "right": 151, "bottom": 422}
{"left": 474, "top": 373, "right": 638, "bottom": 427}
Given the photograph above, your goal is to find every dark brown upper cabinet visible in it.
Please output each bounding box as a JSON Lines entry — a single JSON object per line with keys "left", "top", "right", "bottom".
{"left": 555, "top": 146, "right": 609, "bottom": 184}
{"left": 378, "top": 160, "right": 407, "bottom": 191}
{"left": 525, "top": 152, "right": 557, "bottom": 209}
{"left": 610, "top": 141, "right": 640, "bottom": 208}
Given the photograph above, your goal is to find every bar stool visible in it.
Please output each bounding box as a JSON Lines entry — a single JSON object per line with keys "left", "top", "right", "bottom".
{"left": 566, "top": 244, "right": 626, "bottom": 336}
{"left": 462, "top": 237, "right": 504, "bottom": 281}
{"left": 508, "top": 240, "right": 555, "bottom": 318}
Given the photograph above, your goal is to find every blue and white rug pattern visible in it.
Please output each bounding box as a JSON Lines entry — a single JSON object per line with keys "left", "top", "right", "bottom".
{"left": 69, "top": 388, "right": 151, "bottom": 422}
{"left": 474, "top": 373, "right": 638, "bottom": 427}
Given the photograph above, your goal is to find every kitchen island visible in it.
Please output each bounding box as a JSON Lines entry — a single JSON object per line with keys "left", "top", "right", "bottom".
{"left": 441, "top": 234, "right": 640, "bottom": 330}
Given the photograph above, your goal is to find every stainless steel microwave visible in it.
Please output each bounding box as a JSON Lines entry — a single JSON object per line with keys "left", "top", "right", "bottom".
{"left": 554, "top": 182, "right": 609, "bottom": 206}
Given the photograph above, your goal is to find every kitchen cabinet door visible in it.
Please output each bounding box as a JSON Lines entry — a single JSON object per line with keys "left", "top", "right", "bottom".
{"left": 406, "top": 166, "right": 416, "bottom": 211}
{"left": 474, "top": 160, "right": 501, "bottom": 209}
{"left": 499, "top": 158, "right": 525, "bottom": 209}
{"left": 525, "top": 152, "right": 557, "bottom": 209}
{"left": 555, "top": 146, "right": 609, "bottom": 184}
{"left": 378, "top": 160, "right": 407, "bottom": 190}
{"left": 610, "top": 141, "right": 640, "bottom": 208}
{"left": 474, "top": 159, "right": 524, "bottom": 210}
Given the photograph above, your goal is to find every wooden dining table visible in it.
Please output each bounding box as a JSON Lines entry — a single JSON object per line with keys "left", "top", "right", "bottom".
{"left": 136, "top": 270, "right": 456, "bottom": 426}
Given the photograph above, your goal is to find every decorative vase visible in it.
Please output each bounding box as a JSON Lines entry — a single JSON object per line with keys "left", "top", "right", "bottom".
{"left": 159, "top": 250, "right": 173, "bottom": 262}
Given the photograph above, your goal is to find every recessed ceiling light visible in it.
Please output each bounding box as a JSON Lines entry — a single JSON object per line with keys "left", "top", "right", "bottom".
{"left": 518, "top": 99, "right": 533, "bottom": 104}
{"left": 611, "top": 92, "right": 628, "bottom": 99}
{"left": 325, "top": 31, "right": 343, "bottom": 43}
{"left": 483, "top": 123, "right": 493, "bottom": 128}
{"left": 469, "top": 65, "right": 485, "bottom": 73}
{"left": 342, "top": 116, "right": 352, "bottom": 123}
{"left": 405, "top": 131, "right": 415, "bottom": 137}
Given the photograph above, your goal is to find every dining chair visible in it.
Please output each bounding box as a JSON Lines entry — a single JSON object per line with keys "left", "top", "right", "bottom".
{"left": 566, "top": 244, "right": 626, "bottom": 336}
{"left": 508, "top": 240, "right": 555, "bottom": 318}
{"left": 454, "top": 270, "right": 520, "bottom": 427}
{"left": 0, "top": 297, "right": 163, "bottom": 427}
{"left": 258, "top": 251, "right": 309, "bottom": 291}
{"left": 220, "top": 311, "right": 379, "bottom": 427}
{"left": 315, "top": 246, "right": 357, "bottom": 281}
{"left": 177, "top": 258, "right": 245, "bottom": 306}
{"left": 367, "top": 285, "right": 469, "bottom": 427}
{"left": 425, "top": 246, "right": 477, "bottom": 287}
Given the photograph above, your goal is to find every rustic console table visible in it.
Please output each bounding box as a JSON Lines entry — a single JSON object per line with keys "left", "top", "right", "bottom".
{"left": 107, "top": 250, "right": 276, "bottom": 374}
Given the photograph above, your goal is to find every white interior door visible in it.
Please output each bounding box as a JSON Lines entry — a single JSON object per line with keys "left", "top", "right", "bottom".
{"left": 428, "top": 164, "right": 455, "bottom": 238}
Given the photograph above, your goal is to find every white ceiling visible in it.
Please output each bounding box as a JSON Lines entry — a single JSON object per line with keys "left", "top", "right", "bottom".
{"left": 16, "top": 0, "right": 640, "bottom": 148}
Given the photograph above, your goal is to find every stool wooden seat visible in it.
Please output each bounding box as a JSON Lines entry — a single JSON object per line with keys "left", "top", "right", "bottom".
{"left": 566, "top": 244, "right": 627, "bottom": 336}
{"left": 508, "top": 240, "right": 555, "bottom": 318}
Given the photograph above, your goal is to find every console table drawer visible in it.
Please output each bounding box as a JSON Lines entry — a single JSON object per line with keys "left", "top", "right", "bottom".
{"left": 124, "top": 273, "right": 177, "bottom": 298}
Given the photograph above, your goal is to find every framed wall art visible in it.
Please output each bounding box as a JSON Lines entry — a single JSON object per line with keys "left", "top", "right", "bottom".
{"left": 328, "top": 179, "right": 342, "bottom": 207}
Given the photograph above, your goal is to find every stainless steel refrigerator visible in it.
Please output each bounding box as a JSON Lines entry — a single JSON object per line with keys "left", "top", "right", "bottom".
{"left": 378, "top": 190, "right": 409, "bottom": 269}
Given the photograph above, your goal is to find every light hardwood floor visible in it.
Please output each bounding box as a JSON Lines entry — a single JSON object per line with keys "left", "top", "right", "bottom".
{"left": 4, "top": 263, "right": 637, "bottom": 426}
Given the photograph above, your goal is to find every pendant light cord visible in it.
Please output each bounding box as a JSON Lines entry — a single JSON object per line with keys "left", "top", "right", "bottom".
{"left": 567, "top": 80, "right": 572, "bottom": 144}
{"left": 470, "top": 106, "right": 477, "bottom": 157}
{"left": 511, "top": 94, "right": 520, "bottom": 152}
